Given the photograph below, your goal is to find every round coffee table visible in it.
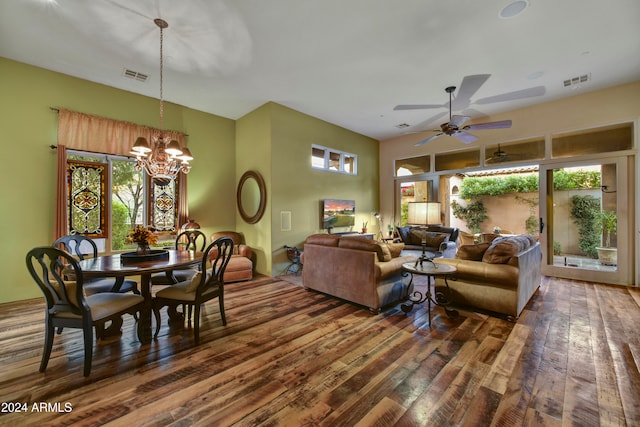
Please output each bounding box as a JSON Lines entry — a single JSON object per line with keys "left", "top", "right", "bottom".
{"left": 401, "top": 261, "right": 458, "bottom": 326}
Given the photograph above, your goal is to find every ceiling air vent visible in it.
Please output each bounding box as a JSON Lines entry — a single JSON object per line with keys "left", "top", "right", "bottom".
{"left": 123, "top": 68, "right": 149, "bottom": 82}
{"left": 563, "top": 73, "right": 590, "bottom": 88}
{"left": 395, "top": 123, "right": 410, "bottom": 129}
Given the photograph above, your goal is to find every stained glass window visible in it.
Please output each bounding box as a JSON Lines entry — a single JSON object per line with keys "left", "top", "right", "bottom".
{"left": 150, "top": 178, "right": 179, "bottom": 233}
{"left": 67, "top": 160, "right": 107, "bottom": 237}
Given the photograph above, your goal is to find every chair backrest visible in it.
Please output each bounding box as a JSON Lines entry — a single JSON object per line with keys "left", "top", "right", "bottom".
{"left": 26, "top": 246, "right": 87, "bottom": 315}
{"left": 198, "top": 237, "right": 234, "bottom": 291}
{"left": 175, "top": 229, "right": 207, "bottom": 251}
{"left": 53, "top": 235, "right": 98, "bottom": 260}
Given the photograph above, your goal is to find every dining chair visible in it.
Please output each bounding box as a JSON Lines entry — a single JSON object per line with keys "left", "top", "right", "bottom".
{"left": 153, "top": 237, "right": 233, "bottom": 344}
{"left": 150, "top": 229, "right": 207, "bottom": 286}
{"left": 53, "top": 235, "right": 140, "bottom": 295}
{"left": 26, "top": 246, "right": 144, "bottom": 376}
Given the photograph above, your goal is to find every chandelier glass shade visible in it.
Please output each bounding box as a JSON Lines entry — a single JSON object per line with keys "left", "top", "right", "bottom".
{"left": 131, "top": 18, "right": 193, "bottom": 180}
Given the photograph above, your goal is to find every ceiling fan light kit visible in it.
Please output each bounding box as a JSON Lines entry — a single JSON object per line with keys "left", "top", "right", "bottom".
{"left": 413, "top": 85, "right": 513, "bottom": 147}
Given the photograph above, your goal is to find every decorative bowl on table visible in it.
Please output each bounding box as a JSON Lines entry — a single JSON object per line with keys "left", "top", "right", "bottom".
{"left": 121, "top": 249, "right": 169, "bottom": 264}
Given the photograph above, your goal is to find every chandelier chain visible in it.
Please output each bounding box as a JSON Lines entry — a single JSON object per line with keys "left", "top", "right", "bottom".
{"left": 159, "top": 23, "right": 164, "bottom": 132}
{"left": 130, "top": 18, "right": 192, "bottom": 180}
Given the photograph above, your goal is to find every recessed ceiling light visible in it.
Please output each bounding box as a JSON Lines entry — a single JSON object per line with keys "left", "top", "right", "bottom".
{"left": 499, "top": 0, "right": 529, "bottom": 19}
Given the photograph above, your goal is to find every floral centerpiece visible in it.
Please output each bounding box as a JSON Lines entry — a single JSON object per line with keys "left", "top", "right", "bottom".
{"left": 126, "top": 225, "right": 158, "bottom": 255}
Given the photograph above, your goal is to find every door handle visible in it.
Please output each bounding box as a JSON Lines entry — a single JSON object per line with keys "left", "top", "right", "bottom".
{"left": 539, "top": 218, "right": 545, "bottom": 233}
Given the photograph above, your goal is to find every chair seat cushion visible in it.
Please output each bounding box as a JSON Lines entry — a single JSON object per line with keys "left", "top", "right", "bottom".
{"left": 155, "top": 280, "right": 221, "bottom": 302}
{"left": 226, "top": 256, "right": 252, "bottom": 272}
{"left": 62, "top": 293, "right": 144, "bottom": 321}
{"left": 88, "top": 293, "right": 144, "bottom": 321}
{"left": 224, "top": 256, "right": 253, "bottom": 282}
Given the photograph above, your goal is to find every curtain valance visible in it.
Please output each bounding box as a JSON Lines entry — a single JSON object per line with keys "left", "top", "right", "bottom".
{"left": 56, "top": 108, "right": 186, "bottom": 157}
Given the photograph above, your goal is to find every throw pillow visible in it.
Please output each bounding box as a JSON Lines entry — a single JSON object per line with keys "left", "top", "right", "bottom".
{"left": 377, "top": 242, "right": 392, "bottom": 262}
{"left": 409, "top": 228, "right": 427, "bottom": 245}
{"left": 396, "top": 226, "right": 412, "bottom": 244}
{"left": 423, "top": 232, "right": 449, "bottom": 248}
{"left": 186, "top": 272, "right": 202, "bottom": 293}
{"left": 482, "top": 240, "right": 520, "bottom": 264}
{"left": 387, "top": 242, "right": 404, "bottom": 258}
{"left": 52, "top": 280, "right": 80, "bottom": 307}
{"left": 457, "top": 242, "right": 491, "bottom": 261}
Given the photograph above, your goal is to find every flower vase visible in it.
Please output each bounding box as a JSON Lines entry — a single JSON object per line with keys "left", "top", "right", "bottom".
{"left": 137, "top": 242, "right": 150, "bottom": 255}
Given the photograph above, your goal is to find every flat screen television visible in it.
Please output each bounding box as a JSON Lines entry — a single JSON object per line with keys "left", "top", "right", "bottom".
{"left": 322, "top": 199, "right": 355, "bottom": 230}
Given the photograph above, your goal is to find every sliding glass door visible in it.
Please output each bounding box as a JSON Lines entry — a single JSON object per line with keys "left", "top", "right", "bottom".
{"left": 539, "top": 157, "right": 631, "bottom": 284}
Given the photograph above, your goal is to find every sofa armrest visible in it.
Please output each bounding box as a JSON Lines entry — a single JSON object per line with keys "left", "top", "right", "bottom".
{"left": 237, "top": 244, "right": 252, "bottom": 259}
{"left": 439, "top": 241, "right": 458, "bottom": 258}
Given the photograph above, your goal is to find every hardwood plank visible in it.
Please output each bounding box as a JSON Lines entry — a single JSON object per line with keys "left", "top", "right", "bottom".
{"left": 0, "top": 275, "right": 638, "bottom": 426}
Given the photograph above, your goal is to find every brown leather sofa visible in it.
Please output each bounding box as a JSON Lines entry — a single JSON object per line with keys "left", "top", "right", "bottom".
{"left": 302, "top": 234, "right": 417, "bottom": 313}
{"left": 210, "top": 231, "right": 253, "bottom": 282}
{"left": 434, "top": 234, "right": 541, "bottom": 320}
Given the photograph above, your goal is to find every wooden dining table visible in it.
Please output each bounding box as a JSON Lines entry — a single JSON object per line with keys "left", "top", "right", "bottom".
{"left": 77, "top": 249, "right": 203, "bottom": 343}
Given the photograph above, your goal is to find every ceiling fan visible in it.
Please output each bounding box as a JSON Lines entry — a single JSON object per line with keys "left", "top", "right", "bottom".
{"left": 485, "top": 144, "right": 510, "bottom": 163}
{"left": 409, "top": 86, "right": 513, "bottom": 146}
{"left": 485, "top": 144, "right": 530, "bottom": 164}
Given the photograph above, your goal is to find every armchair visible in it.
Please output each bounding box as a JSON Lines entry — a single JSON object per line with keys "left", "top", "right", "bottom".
{"left": 210, "top": 231, "right": 253, "bottom": 282}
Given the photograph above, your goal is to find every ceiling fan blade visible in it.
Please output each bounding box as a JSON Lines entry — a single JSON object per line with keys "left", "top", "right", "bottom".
{"left": 475, "top": 86, "right": 546, "bottom": 105}
{"left": 415, "top": 133, "right": 443, "bottom": 146}
{"left": 463, "top": 119, "right": 512, "bottom": 131}
{"left": 454, "top": 131, "right": 478, "bottom": 144}
{"left": 449, "top": 115, "right": 470, "bottom": 128}
{"left": 393, "top": 104, "right": 444, "bottom": 111}
{"left": 452, "top": 74, "right": 491, "bottom": 109}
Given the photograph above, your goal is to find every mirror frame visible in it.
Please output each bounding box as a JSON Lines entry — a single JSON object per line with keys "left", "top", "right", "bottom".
{"left": 236, "top": 170, "right": 266, "bottom": 224}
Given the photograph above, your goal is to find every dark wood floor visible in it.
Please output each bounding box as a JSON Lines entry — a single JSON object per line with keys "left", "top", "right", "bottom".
{"left": 1, "top": 275, "right": 639, "bottom": 426}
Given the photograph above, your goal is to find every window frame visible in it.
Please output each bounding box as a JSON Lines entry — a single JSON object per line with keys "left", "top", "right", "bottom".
{"left": 312, "top": 144, "right": 358, "bottom": 175}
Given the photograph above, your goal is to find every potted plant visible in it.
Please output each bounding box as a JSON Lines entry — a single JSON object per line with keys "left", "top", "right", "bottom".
{"left": 596, "top": 210, "right": 617, "bottom": 266}
{"left": 362, "top": 221, "right": 368, "bottom": 234}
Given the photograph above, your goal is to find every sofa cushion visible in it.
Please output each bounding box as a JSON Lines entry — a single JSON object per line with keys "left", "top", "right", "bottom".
{"left": 305, "top": 233, "right": 340, "bottom": 247}
{"left": 457, "top": 242, "right": 491, "bottom": 261}
{"left": 386, "top": 242, "right": 404, "bottom": 258}
{"left": 426, "top": 225, "right": 459, "bottom": 242}
{"left": 339, "top": 237, "right": 385, "bottom": 261}
{"left": 407, "top": 229, "right": 450, "bottom": 248}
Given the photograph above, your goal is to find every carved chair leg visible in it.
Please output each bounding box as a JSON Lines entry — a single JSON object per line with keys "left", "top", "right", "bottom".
{"left": 152, "top": 301, "right": 162, "bottom": 339}
{"left": 83, "top": 321, "right": 94, "bottom": 377}
{"left": 40, "top": 322, "right": 55, "bottom": 373}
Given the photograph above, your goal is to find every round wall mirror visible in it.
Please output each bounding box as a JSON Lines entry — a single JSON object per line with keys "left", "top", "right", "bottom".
{"left": 237, "top": 170, "right": 266, "bottom": 224}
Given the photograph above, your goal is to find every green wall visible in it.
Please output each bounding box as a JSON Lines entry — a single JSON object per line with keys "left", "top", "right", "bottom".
{"left": 0, "top": 58, "right": 380, "bottom": 303}
{"left": 236, "top": 103, "right": 379, "bottom": 276}
{"left": 0, "top": 57, "right": 236, "bottom": 303}
{"left": 235, "top": 104, "right": 273, "bottom": 275}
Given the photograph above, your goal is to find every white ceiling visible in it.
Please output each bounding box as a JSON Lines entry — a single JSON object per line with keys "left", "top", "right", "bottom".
{"left": 1, "top": 0, "right": 639, "bottom": 141}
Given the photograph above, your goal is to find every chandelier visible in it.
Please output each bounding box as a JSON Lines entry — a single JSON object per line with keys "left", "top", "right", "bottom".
{"left": 131, "top": 18, "right": 193, "bottom": 180}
